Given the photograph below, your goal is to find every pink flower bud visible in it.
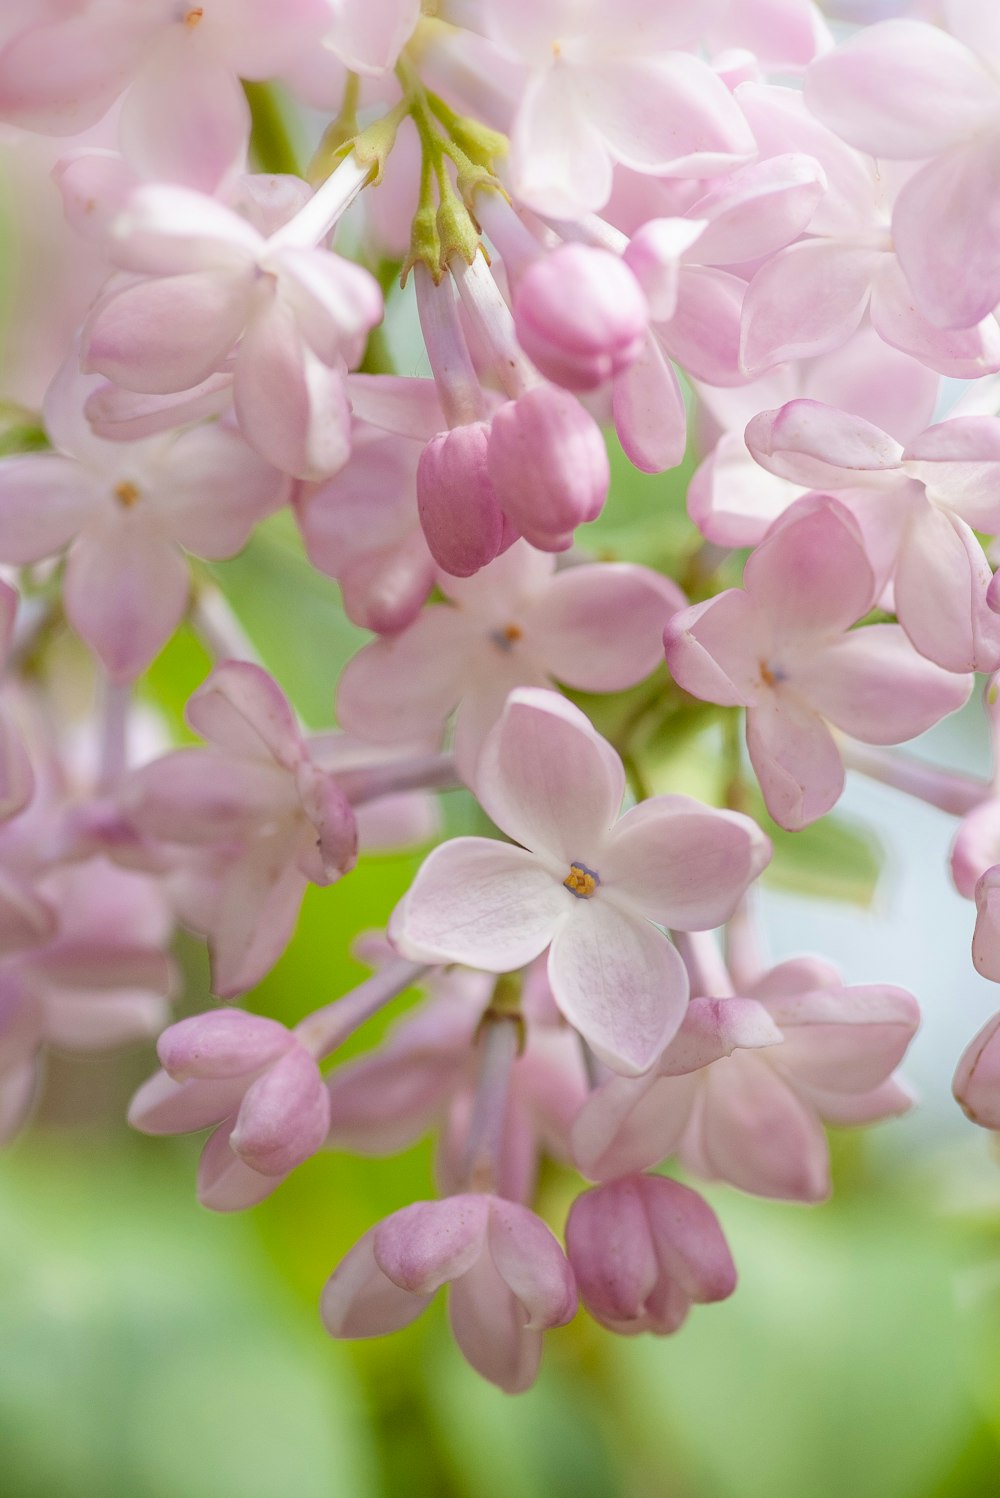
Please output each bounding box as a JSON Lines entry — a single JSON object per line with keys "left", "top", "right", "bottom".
{"left": 417, "top": 422, "right": 506, "bottom": 577}
{"left": 954, "top": 1011, "right": 1000, "bottom": 1129}
{"left": 487, "top": 388, "right": 610, "bottom": 551}
{"left": 157, "top": 1009, "right": 294, "bottom": 1082}
{"left": 566, "top": 1174, "right": 736, "bottom": 1336}
{"left": 513, "top": 244, "right": 648, "bottom": 391}
{"left": 321, "top": 1193, "right": 576, "bottom": 1391}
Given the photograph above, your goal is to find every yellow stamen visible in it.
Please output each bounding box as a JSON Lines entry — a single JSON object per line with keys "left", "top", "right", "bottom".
{"left": 114, "top": 481, "right": 140, "bottom": 508}
{"left": 564, "top": 863, "right": 598, "bottom": 899}
{"left": 184, "top": 7, "right": 204, "bottom": 27}
{"left": 502, "top": 623, "right": 522, "bottom": 643}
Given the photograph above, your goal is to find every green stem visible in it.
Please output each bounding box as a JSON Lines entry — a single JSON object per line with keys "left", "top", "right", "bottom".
{"left": 243, "top": 81, "right": 302, "bottom": 177}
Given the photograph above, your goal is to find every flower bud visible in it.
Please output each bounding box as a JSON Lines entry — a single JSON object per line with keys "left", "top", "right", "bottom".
{"left": 487, "top": 387, "right": 609, "bottom": 551}
{"left": 417, "top": 422, "right": 506, "bottom": 577}
{"left": 954, "top": 1010, "right": 1000, "bottom": 1129}
{"left": 513, "top": 244, "right": 648, "bottom": 391}
{"left": 566, "top": 1174, "right": 736, "bottom": 1335}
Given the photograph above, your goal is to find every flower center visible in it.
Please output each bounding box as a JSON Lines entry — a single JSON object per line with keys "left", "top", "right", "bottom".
{"left": 759, "top": 660, "right": 787, "bottom": 687}
{"left": 564, "top": 862, "right": 599, "bottom": 899}
{"left": 489, "top": 623, "right": 523, "bottom": 653}
{"left": 114, "top": 481, "right": 141, "bottom": 508}
{"left": 184, "top": 7, "right": 204, "bottom": 26}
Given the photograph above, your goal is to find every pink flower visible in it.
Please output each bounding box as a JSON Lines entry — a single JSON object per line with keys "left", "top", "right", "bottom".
{"left": 82, "top": 172, "right": 383, "bottom": 478}
{"left": 338, "top": 540, "right": 683, "bottom": 776}
{"left": 390, "top": 689, "right": 770, "bottom": 1075}
{"left": 0, "top": 362, "right": 285, "bottom": 681}
{"left": 512, "top": 243, "right": 650, "bottom": 392}
{"left": 324, "top": 0, "right": 422, "bottom": 75}
{"left": 688, "top": 326, "right": 940, "bottom": 548}
{"left": 129, "top": 1006, "right": 329, "bottom": 1211}
{"left": 0, "top": 583, "right": 34, "bottom": 823}
{"left": 665, "top": 496, "right": 973, "bottom": 830}
{"left": 320, "top": 1193, "right": 577, "bottom": 1392}
{"left": 1, "top": 858, "right": 176, "bottom": 1145}
{"left": 123, "top": 662, "right": 358, "bottom": 996}
{"left": 0, "top": 0, "right": 328, "bottom": 189}
{"left": 736, "top": 82, "right": 1000, "bottom": 376}
{"left": 324, "top": 945, "right": 587, "bottom": 1203}
{"left": 805, "top": 15, "right": 1000, "bottom": 331}
{"left": 566, "top": 1174, "right": 736, "bottom": 1335}
{"left": 294, "top": 431, "right": 435, "bottom": 635}
{"left": 745, "top": 399, "right": 1000, "bottom": 674}
{"left": 573, "top": 958, "right": 919, "bottom": 1201}
{"left": 954, "top": 1010, "right": 1000, "bottom": 1129}
{"left": 474, "top": 0, "right": 755, "bottom": 217}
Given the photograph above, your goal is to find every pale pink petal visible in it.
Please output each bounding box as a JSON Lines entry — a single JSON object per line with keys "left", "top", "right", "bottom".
{"left": 157, "top": 1009, "right": 293, "bottom": 1081}
{"left": 903, "top": 417, "right": 1000, "bottom": 532}
{"left": 612, "top": 332, "right": 687, "bottom": 474}
{"left": 85, "top": 375, "right": 235, "bottom": 441}
{"left": 374, "top": 1196, "right": 489, "bottom": 1293}
{"left": 83, "top": 272, "right": 249, "bottom": 395}
{"left": 509, "top": 67, "right": 613, "bottom": 218}
{"left": 688, "top": 435, "right": 804, "bottom": 548}
{"left": 743, "top": 495, "right": 877, "bottom": 635}
{"left": 448, "top": 1247, "right": 542, "bottom": 1393}
{"left": 268, "top": 247, "right": 383, "bottom": 366}
{"left": 974, "top": 867, "right": 1000, "bottom": 983}
{"left": 118, "top": 40, "right": 250, "bottom": 195}
{"left": 643, "top": 1175, "right": 737, "bottom": 1305}
{"left": 64, "top": 522, "right": 189, "bottom": 682}
{"left": 293, "top": 763, "right": 358, "bottom": 883}
{"left": 0, "top": 11, "right": 157, "bottom": 134}
{"left": 691, "top": 1055, "right": 830, "bottom": 1201}
{"left": 109, "top": 185, "right": 263, "bottom": 277}
{"left": 766, "top": 984, "right": 919, "bottom": 1094}
{"left": 389, "top": 838, "right": 566, "bottom": 970}
{"left": 602, "top": 797, "right": 770, "bottom": 929}
{"left": 0, "top": 713, "right": 34, "bottom": 823}
{"left": 806, "top": 624, "right": 972, "bottom": 743}
{"left": 547, "top": 900, "right": 689, "bottom": 1075}
{"left": 804, "top": 20, "right": 998, "bottom": 158}
{"left": 197, "top": 1116, "right": 284, "bottom": 1212}
{"left": 321, "top": 1231, "right": 432, "bottom": 1338}
{"left": 151, "top": 425, "right": 285, "bottom": 558}
{"left": 952, "top": 801, "right": 1000, "bottom": 899}
{"left": 525, "top": 564, "right": 683, "bottom": 692}
{"left": 209, "top": 851, "right": 308, "bottom": 998}
{"left": 336, "top": 608, "right": 471, "bottom": 741}
{"left": 127, "top": 1069, "right": 247, "bottom": 1135}
{"left": 746, "top": 693, "right": 844, "bottom": 831}
{"left": 904, "top": 142, "right": 1000, "bottom": 331}
{"left": 565, "top": 1178, "right": 659, "bottom": 1324}
{"left": 473, "top": 689, "right": 625, "bottom": 864}
{"left": 687, "top": 154, "right": 827, "bottom": 267}
{"left": 661, "top": 267, "right": 745, "bottom": 386}
{"left": 946, "top": 0, "right": 1000, "bottom": 69}
{"left": 805, "top": 1076, "right": 913, "bottom": 1126}
{"left": 187, "top": 661, "right": 301, "bottom": 767}
{"left": 487, "top": 1198, "right": 577, "bottom": 1327}
{"left": 233, "top": 304, "right": 352, "bottom": 480}
{"left": 325, "top": 0, "right": 421, "bottom": 73}
{"left": 573, "top": 1068, "right": 700, "bottom": 1180}
{"left": 745, "top": 399, "right": 903, "bottom": 490}
{"left": 664, "top": 590, "right": 766, "bottom": 707}
{"left": 579, "top": 53, "right": 755, "bottom": 178}
{"left": 0, "top": 456, "right": 103, "bottom": 563}
{"left": 740, "top": 242, "right": 879, "bottom": 374}
{"left": 0, "top": 871, "right": 56, "bottom": 954}
{"left": 230, "top": 1044, "right": 329, "bottom": 1175}
{"left": 894, "top": 506, "right": 1000, "bottom": 675}
{"left": 869, "top": 258, "right": 1000, "bottom": 379}
{"left": 953, "top": 1010, "right": 1000, "bottom": 1129}
{"left": 125, "top": 752, "right": 291, "bottom": 844}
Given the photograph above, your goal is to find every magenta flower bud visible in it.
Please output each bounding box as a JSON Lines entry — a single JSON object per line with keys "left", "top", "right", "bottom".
{"left": 566, "top": 1174, "right": 736, "bottom": 1336}
{"left": 487, "top": 387, "right": 610, "bottom": 551}
{"left": 417, "top": 422, "right": 506, "bottom": 577}
{"left": 513, "top": 244, "right": 649, "bottom": 391}
{"left": 954, "top": 1011, "right": 1000, "bottom": 1129}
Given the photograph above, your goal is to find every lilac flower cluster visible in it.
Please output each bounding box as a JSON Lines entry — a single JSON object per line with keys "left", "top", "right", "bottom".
{"left": 1, "top": 0, "right": 1000, "bottom": 1393}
